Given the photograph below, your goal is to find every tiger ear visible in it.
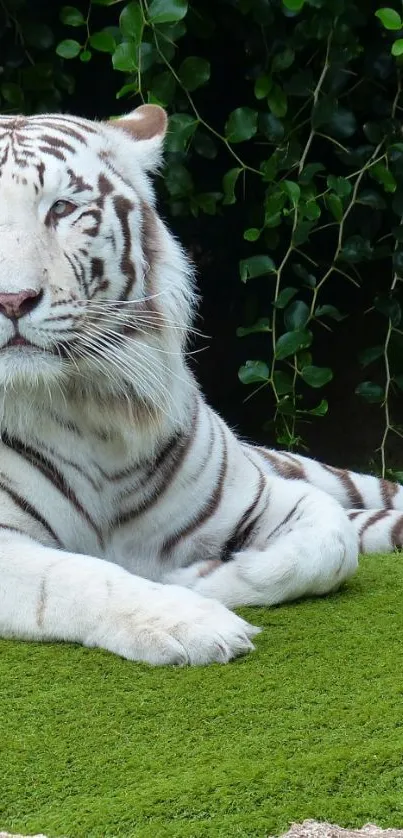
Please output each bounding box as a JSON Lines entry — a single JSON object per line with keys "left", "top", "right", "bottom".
{"left": 110, "top": 105, "right": 168, "bottom": 171}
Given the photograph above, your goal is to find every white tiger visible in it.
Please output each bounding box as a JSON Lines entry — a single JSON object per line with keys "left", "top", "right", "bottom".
{"left": 0, "top": 104, "right": 401, "bottom": 666}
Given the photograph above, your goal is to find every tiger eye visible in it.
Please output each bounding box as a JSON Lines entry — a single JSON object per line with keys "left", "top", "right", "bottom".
{"left": 50, "top": 200, "right": 77, "bottom": 218}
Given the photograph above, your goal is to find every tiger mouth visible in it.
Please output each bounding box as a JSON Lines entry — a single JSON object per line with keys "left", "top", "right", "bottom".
{"left": 2, "top": 335, "right": 69, "bottom": 357}
{"left": 6, "top": 336, "right": 32, "bottom": 348}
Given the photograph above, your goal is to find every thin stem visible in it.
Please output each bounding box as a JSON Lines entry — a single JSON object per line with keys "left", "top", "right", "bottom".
{"left": 298, "top": 35, "right": 332, "bottom": 174}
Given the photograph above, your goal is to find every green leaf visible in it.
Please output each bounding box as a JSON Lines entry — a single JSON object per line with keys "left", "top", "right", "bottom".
{"left": 292, "top": 264, "right": 316, "bottom": 287}
{"left": 259, "top": 113, "right": 284, "bottom": 143}
{"left": 254, "top": 75, "right": 271, "bottom": 100}
{"left": 225, "top": 107, "right": 258, "bottom": 143}
{"left": 193, "top": 192, "right": 222, "bottom": 215}
{"left": 303, "top": 200, "right": 321, "bottom": 221}
{"left": 315, "top": 304, "right": 345, "bottom": 321}
{"left": 276, "top": 398, "right": 296, "bottom": 417}
{"left": 355, "top": 381, "right": 384, "bottom": 403}
{"left": 369, "top": 162, "right": 397, "bottom": 193}
{"left": 272, "top": 48, "right": 295, "bottom": 71}
{"left": 328, "top": 108, "right": 357, "bottom": 139}
{"left": 80, "top": 49, "right": 92, "bottom": 63}
{"left": 267, "top": 84, "right": 288, "bottom": 118}
{"left": 24, "top": 23, "right": 54, "bottom": 49}
{"left": 375, "top": 8, "right": 402, "bottom": 30}
{"left": 393, "top": 225, "right": 403, "bottom": 242}
{"left": 275, "top": 329, "right": 312, "bottom": 360}
{"left": 89, "top": 31, "right": 116, "bottom": 52}
{"left": 112, "top": 41, "right": 138, "bottom": 72}
{"left": 178, "top": 57, "right": 210, "bottom": 91}
{"left": 308, "top": 400, "right": 328, "bottom": 416}
{"left": 325, "top": 193, "right": 343, "bottom": 222}
{"left": 199, "top": 190, "right": 225, "bottom": 216}
{"left": 374, "top": 295, "right": 401, "bottom": 327}
{"left": 326, "top": 175, "right": 352, "bottom": 197}
{"left": 260, "top": 156, "right": 279, "bottom": 182}
{"left": 340, "top": 235, "right": 373, "bottom": 262}
{"left": 137, "top": 42, "right": 155, "bottom": 72}
{"left": 274, "top": 287, "right": 298, "bottom": 309}
{"left": 238, "top": 360, "right": 270, "bottom": 385}
{"left": 0, "top": 82, "right": 24, "bottom": 106}
{"left": 392, "top": 39, "right": 403, "bottom": 56}
{"left": 292, "top": 220, "right": 314, "bottom": 246}
{"left": 285, "top": 69, "right": 314, "bottom": 97}
{"left": 150, "top": 71, "right": 176, "bottom": 106}
{"left": 56, "top": 39, "right": 81, "bottom": 59}
{"left": 237, "top": 318, "right": 271, "bottom": 337}
{"left": 284, "top": 300, "right": 310, "bottom": 331}
{"left": 60, "top": 6, "right": 85, "bottom": 26}
{"left": 281, "top": 180, "right": 300, "bottom": 206}
{"left": 148, "top": 0, "right": 188, "bottom": 24}
{"left": 359, "top": 345, "right": 384, "bottom": 367}
{"left": 243, "top": 228, "right": 260, "bottom": 242}
{"left": 301, "top": 365, "right": 333, "bottom": 388}
{"left": 363, "top": 122, "right": 383, "bottom": 144}
{"left": 239, "top": 255, "right": 276, "bottom": 282}
{"left": 116, "top": 81, "right": 138, "bottom": 99}
{"left": 312, "top": 97, "right": 334, "bottom": 129}
{"left": 299, "top": 163, "right": 325, "bottom": 185}
{"left": 273, "top": 371, "right": 294, "bottom": 395}
{"left": 165, "top": 113, "right": 197, "bottom": 152}
{"left": 222, "top": 168, "right": 243, "bottom": 205}
{"left": 120, "top": 3, "right": 143, "bottom": 42}
{"left": 282, "top": 0, "right": 305, "bottom": 10}
{"left": 164, "top": 162, "right": 193, "bottom": 197}
{"left": 193, "top": 132, "right": 217, "bottom": 160}
{"left": 357, "top": 189, "right": 387, "bottom": 210}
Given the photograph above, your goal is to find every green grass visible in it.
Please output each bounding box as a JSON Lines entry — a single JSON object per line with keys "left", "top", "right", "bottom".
{"left": 2, "top": 553, "right": 403, "bottom": 838}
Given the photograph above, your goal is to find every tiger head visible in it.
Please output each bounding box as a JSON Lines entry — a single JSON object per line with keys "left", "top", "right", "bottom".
{"left": 0, "top": 105, "right": 194, "bottom": 417}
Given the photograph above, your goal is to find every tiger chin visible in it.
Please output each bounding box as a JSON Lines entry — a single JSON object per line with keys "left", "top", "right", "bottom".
{"left": 0, "top": 105, "right": 400, "bottom": 665}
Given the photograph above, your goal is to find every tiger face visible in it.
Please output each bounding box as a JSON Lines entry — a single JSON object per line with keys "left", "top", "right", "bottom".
{"left": 0, "top": 106, "right": 192, "bottom": 408}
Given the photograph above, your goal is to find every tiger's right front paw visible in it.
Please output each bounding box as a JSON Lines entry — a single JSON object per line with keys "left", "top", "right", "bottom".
{"left": 89, "top": 581, "right": 260, "bottom": 666}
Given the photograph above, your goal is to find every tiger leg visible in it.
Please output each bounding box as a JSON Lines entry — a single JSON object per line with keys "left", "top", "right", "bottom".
{"left": 347, "top": 508, "right": 403, "bottom": 553}
{"left": 0, "top": 528, "right": 258, "bottom": 665}
{"left": 165, "top": 480, "right": 359, "bottom": 608}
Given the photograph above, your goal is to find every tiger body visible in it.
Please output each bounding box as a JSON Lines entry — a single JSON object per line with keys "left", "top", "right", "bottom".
{"left": 0, "top": 105, "right": 402, "bottom": 665}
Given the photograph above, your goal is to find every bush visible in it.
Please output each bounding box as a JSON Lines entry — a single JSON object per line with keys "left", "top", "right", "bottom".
{"left": 1, "top": 0, "right": 403, "bottom": 474}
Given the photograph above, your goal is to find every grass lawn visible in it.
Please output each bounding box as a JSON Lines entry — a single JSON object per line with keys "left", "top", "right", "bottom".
{"left": 1, "top": 553, "right": 403, "bottom": 838}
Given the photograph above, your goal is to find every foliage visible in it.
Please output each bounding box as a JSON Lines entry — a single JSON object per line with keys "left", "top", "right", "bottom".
{"left": 2, "top": 0, "right": 403, "bottom": 471}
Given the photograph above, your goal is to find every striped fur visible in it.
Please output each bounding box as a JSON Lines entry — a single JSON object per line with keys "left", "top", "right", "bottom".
{"left": 0, "top": 106, "right": 400, "bottom": 665}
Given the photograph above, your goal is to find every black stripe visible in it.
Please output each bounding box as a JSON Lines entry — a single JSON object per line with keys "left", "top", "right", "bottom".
{"left": 323, "top": 464, "right": 365, "bottom": 509}
{"left": 0, "top": 478, "right": 60, "bottom": 545}
{"left": 221, "top": 467, "right": 267, "bottom": 561}
{"left": 111, "top": 403, "right": 199, "bottom": 528}
{"left": 265, "top": 496, "right": 306, "bottom": 545}
{"left": 160, "top": 421, "right": 228, "bottom": 557}
{"left": 255, "top": 447, "right": 306, "bottom": 481}
{"left": 1, "top": 434, "right": 103, "bottom": 545}
{"left": 359, "top": 509, "right": 390, "bottom": 551}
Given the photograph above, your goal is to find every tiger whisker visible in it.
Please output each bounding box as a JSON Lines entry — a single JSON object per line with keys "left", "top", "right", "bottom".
{"left": 77, "top": 334, "right": 175, "bottom": 418}
{"left": 81, "top": 326, "right": 198, "bottom": 394}
{"left": 82, "top": 322, "right": 205, "bottom": 358}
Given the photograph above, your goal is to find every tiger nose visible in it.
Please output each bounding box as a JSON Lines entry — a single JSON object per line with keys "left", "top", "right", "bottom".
{"left": 0, "top": 289, "right": 43, "bottom": 319}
